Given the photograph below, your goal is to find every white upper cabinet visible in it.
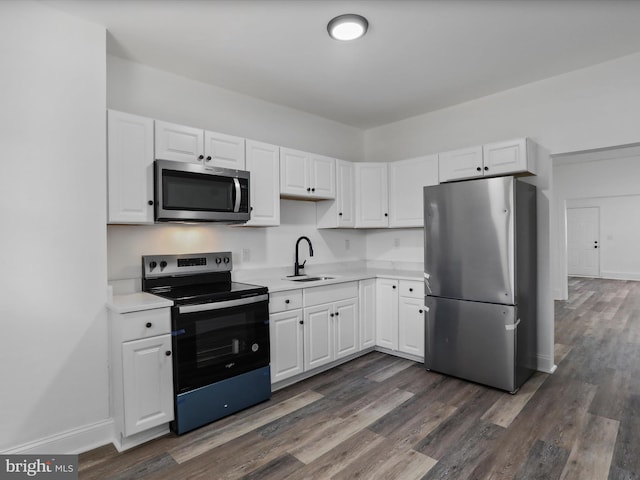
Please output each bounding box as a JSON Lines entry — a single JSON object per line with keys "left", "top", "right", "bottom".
{"left": 280, "top": 147, "right": 336, "bottom": 200}
{"left": 355, "top": 163, "right": 389, "bottom": 228}
{"left": 388, "top": 154, "right": 439, "bottom": 228}
{"left": 439, "top": 138, "right": 535, "bottom": 182}
{"left": 203, "top": 130, "right": 246, "bottom": 170}
{"left": 244, "top": 140, "right": 280, "bottom": 226}
{"left": 483, "top": 138, "right": 535, "bottom": 176}
{"left": 438, "top": 145, "right": 484, "bottom": 182}
{"left": 316, "top": 159, "right": 355, "bottom": 229}
{"left": 155, "top": 120, "right": 245, "bottom": 169}
{"left": 107, "top": 110, "right": 155, "bottom": 224}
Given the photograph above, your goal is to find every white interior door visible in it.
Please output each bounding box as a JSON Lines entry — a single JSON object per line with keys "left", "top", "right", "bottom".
{"left": 567, "top": 207, "right": 600, "bottom": 277}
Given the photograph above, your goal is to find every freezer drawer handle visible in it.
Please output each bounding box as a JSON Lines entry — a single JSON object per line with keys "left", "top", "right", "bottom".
{"left": 505, "top": 318, "right": 521, "bottom": 331}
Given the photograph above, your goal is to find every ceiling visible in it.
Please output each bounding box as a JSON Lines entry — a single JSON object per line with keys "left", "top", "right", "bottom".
{"left": 45, "top": 0, "right": 640, "bottom": 129}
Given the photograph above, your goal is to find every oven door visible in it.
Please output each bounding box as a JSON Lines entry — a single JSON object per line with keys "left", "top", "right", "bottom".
{"left": 172, "top": 293, "right": 269, "bottom": 394}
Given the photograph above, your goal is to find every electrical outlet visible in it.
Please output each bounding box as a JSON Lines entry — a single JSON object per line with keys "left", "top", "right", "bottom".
{"left": 345, "top": 239, "right": 350, "bottom": 250}
{"left": 242, "top": 248, "right": 251, "bottom": 262}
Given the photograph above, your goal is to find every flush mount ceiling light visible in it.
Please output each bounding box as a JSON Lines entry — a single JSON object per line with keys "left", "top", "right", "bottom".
{"left": 327, "top": 14, "right": 369, "bottom": 41}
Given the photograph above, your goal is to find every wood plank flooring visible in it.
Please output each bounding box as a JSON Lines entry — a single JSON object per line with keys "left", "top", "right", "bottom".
{"left": 80, "top": 277, "right": 640, "bottom": 479}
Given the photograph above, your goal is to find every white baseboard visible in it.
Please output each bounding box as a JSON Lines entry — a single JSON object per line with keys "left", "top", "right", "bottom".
{"left": 1, "top": 419, "right": 114, "bottom": 455}
{"left": 536, "top": 353, "right": 556, "bottom": 374}
{"left": 600, "top": 271, "right": 640, "bottom": 281}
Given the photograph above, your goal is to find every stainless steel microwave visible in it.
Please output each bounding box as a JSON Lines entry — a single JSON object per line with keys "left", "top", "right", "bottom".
{"left": 154, "top": 160, "right": 250, "bottom": 223}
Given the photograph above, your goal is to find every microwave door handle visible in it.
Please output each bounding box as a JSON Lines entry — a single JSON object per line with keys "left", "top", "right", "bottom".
{"left": 233, "top": 177, "right": 241, "bottom": 213}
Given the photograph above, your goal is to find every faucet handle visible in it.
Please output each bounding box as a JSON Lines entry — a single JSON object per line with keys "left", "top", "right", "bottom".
{"left": 299, "top": 260, "right": 306, "bottom": 269}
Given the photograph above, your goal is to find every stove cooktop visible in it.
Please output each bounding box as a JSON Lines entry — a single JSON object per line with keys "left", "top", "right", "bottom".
{"left": 148, "top": 281, "right": 268, "bottom": 305}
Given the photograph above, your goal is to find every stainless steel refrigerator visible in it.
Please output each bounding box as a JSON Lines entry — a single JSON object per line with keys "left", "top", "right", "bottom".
{"left": 423, "top": 176, "right": 537, "bottom": 393}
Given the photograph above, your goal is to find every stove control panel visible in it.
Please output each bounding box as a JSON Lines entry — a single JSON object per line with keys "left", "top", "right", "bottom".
{"left": 142, "top": 252, "right": 232, "bottom": 279}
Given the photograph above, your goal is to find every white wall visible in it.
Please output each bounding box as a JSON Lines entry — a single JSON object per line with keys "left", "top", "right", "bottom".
{"left": 364, "top": 52, "right": 640, "bottom": 162}
{"left": 553, "top": 150, "right": 640, "bottom": 298}
{"left": 107, "top": 55, "right": 364, "bottom": 162}
{"left": 108, "top": 200, "right": 366, "bottom": 282}
{"left": 0, "top": 1, "right": 109, "bottom": 453}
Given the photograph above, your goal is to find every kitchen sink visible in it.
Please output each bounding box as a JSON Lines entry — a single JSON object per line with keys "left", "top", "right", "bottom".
{"left": 285, "top": 276, "right": 335, "bottom": 282}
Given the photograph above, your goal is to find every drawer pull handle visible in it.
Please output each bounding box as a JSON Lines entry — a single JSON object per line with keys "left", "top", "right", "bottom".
{"left": 146, "top": 322, "right": 152, "bottom": 328}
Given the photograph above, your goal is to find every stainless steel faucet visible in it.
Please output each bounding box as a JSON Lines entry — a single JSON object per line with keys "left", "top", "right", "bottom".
{"left": 294, "top": 236, "right": 314, "bottom": 276}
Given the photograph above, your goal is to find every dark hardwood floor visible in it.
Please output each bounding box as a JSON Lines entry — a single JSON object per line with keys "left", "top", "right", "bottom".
{"left": 80, "top": 277, "right": 640, "bottom": 479}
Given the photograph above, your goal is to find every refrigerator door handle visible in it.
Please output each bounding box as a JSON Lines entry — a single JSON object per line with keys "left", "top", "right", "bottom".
{"left": 505, "top": 318, "right": 521, "bottom": 331}
{"left": 424, "top": 272, "right": 432, "bottom": 294}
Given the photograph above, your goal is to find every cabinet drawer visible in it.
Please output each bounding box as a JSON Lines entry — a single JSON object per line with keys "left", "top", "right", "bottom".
{"left": 399, "top": 280, "right": 424, "bottom": 298}
{"left": 118, "top": 308, "right": 171, "bottom": 342}
{"left": 269, "top": 290, "right": 303, "bottom": 313}
{"left": 304, "top": 281, "right": 358, "bottom": 307}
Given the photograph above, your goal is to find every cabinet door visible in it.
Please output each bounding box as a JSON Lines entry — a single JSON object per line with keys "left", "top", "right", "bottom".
{"left": 389, "top": 154, "right": 439, "bottom": 227}
{"left": 244, "top": 140, "right": 280, "bottom": 226}
{"left": 107, "top": 110, "right": 155, "bottom": 224}
{"left": 334, "top": 298, "right": 359, "bottom": 360}
{"left": 438, "top": 146, "right": 483, "bottom": 182}
{"left": 336, "top": 159, "right": 355, "bottom": 227}
{"left": 280, "top": 148, "right": 309, "bottom": 196}
{"left": 269, "top": 310, "right": 304, "bottom": 383}
{"left": 204, "top": 131, "right": 245, "bottom": 170}
{"left": 122, "top": 334, "right": 174, "bottom": 436}
{"left": 375, "top": 279, "right": 398, "bottom": 350}
{"left": 398, "top": 296, "right": 425, "bottom": 357}
{"left": 355, "top": 163, "right": 389, "bottom": 227}
{"left": 303, "top": 304, "right": 333, "bottom": 370}
{"left": 483, "top": 138, "right": 532, "bottom": 176}
{"left": 155, "top": 120, "right": 204, "bottom": 163}
{"left": 309, "top": 154, "right": 336, "bottom": 199}
{"left": 359, "top": 279, "right": 376, "bottom": 349}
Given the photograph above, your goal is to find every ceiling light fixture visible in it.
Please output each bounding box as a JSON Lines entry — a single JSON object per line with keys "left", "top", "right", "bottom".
{"left": 327, "top": 14, "right": 369, "bottom": 41}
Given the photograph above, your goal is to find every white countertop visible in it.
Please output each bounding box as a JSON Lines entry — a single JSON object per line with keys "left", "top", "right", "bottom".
{"left": 107, "top": 291, "right": 173, "bottom": 314}
{"left": 243, "top": 268, "right": 423, "bottom": 293}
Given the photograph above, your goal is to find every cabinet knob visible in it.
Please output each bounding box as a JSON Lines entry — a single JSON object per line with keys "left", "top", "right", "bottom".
{"left": 384, "top": 213, "right": 388, "bottom": 217}
{"left": 392, "top": 285, "right": 397, "bottom": 289}
{"left": 330, "top": 313, "right": 335, "bottom": 317}
{"left": 285, "top": 299, "right": 290, "bottom": 304}
{"left": 250, "top": 206, "right": 254, "bottom": 211}
{"left": 476, "top": 167, "right": 481, "bottom": 172}
{"left": 335, "top": 311, "right": 339, "bottom": 316}
{"left": 165, "top": 351, "right": 172, "bottom": 356}
{"left": 299, "top": 320, "right": 304, "bottom": 325}
{"left": 409, "top": 288, "right": 413, "bottom": 292}
{"left": 307, "top": 187, "right": 311, "bottom": 192}
{"left": 339, "top": 212, "right": 343, "bottom": 216}
{"left": 147, "top": 200, "right": 154, "bottom": 206}
{"left": 419, "top": 309, "right": 424, "bottom": 314}
{"left": 311, "top": 187, "right": 316, "bottom": 192}
{"left": 198, "top": 154, "right": 204, "bottom": 160}
{"left": 206, "top": 156, "right": 212, "bottom": 161}
{"left": 484, "top": 166, "right": 489, "bottom": 171}
{"left": 146, "top": 322, "right": 152, "bottom": 328}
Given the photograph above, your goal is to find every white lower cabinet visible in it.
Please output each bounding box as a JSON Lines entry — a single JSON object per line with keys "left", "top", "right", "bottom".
{"left": 376, "top": 278, "right": 425, "bottom": 358}
{"left": 121, "top": 335, "right": 174, "bottom": 436}
{"left": 358, "top": 279, "right": 376, "bottom": 349}
{"left": 269, "top": 290, "right": 304, "bottom": 383}
{"left": 109, "top": 304, "right": 174, "bottom": 451}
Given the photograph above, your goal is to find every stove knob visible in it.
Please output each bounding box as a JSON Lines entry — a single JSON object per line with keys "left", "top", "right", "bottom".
{"left": 160, "top": 261, "right": 167, "bottom": 270}
{"left": 223, "top": 257, "right": 230, "bottom": 264}
{"left": 215, "top": 257, "right": 222, "bottom": 265}
{"left": 149, "top": 261, "right": 157, "bottom": 270}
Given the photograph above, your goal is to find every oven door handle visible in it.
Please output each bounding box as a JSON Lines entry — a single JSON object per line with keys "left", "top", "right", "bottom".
{"left": 178, "top": 294, "right": 268, "bottom": 314}
{"left": 233, "top": 177, "right": 241, "bottom": 213}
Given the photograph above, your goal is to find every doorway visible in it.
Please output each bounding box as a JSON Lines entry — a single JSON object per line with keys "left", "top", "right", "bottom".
{"left": 566, "top": 206, "right": 600, "bottom": 277}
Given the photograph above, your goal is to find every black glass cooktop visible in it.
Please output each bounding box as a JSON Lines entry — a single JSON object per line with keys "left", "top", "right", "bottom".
{"left": 148, "top": 280, "right": 267, "bottom": 305}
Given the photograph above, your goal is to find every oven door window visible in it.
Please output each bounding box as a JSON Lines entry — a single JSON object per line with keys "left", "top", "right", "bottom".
{"left": 173, "top": 299, "right": 269, "bottom": 393}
